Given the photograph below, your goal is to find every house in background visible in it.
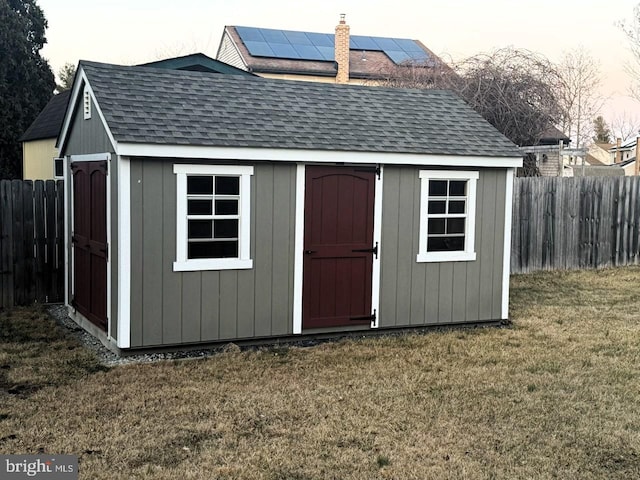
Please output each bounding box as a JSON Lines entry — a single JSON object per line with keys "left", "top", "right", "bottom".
{"left": 20, "top": 90, "right": 71, "bottom": 180}
{"left": 216, "top": 16, "right": 448, "bottom": 84}
{"left": 608, "top": 137, "right": 640, "bottom": 175}
{"left": 20, "top": 54, "right": 251, "bottom": 180}
{"left": 137, "top": 52, "right": 255, "bottom": 76}
{"left": 57, "top": 60, "right": 521, "bottom": 353}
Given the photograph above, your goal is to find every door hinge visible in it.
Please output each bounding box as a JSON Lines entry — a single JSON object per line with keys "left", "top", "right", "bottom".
{"left": 352, "top": 241, "right": 378, "bottom": 259}
{"left": 350, "top": 310, "right": 377, "bottom": 322}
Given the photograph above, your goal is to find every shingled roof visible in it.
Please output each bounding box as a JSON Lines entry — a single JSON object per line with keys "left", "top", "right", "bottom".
{"left": 21, "top": 90, "right": 71, "bottom": 142}
{"left": 78, "top": 61, "right": 520, "bottom": 158}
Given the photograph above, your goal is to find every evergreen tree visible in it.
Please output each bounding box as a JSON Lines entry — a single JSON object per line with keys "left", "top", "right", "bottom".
{"left": 0, "top": 0, "right": 55, "bottom": 179}
{"left": 592, "top": 116, "right": 612, "bottom": 143}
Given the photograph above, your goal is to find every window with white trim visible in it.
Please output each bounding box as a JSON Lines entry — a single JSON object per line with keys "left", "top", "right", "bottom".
{"left": 417, "top": 170, "right": 478, "bottom": 263}
{"left": 173, "top": 164, "right": 253, "bottom": 271}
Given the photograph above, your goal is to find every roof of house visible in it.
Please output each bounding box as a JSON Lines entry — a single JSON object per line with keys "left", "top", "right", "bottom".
{"left": 137, "top": 53, "right": 254, "bottom": 76}
{"left": 537, "top": 126, "right": 570, "bottom": 146}
{"left": 220, "top": 26, "right": 446, "bottom": 79}
{"left": 585, "top": 153, "right": 608, "bottom": 166}
{"left": 77, "top": 61, "right": 521, "bottom": 157}
{"left": 20, "top": 90, "right": 71, "bottom": 142}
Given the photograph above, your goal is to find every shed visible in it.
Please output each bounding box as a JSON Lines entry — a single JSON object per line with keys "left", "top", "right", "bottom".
{"left": 58, "top": 60, "right": 522, "bottom": 352}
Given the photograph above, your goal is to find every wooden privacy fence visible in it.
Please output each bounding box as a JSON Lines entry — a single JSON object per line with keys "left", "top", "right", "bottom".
{"left": 511, "top": 176, "right": 640, "bottom": 273}
{"left": 0, "top": 179, "right": 64, "bottom": 308}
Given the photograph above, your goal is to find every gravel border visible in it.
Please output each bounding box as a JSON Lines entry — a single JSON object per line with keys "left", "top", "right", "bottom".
{"left": 47, "top": 305, "right": 239, "bottom": 367}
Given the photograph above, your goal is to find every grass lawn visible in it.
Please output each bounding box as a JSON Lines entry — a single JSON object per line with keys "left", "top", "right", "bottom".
{"left": 1, "top": 267, "right": 640, "bottom": 479}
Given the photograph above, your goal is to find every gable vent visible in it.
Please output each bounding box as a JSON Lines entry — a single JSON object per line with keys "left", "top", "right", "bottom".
{"left": 83, "top": 87, "right": 91, "bottom": 119}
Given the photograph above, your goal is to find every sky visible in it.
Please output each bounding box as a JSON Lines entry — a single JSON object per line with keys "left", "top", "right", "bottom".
{"left": 37, "top": 0, "right": 640, "bottom": 134}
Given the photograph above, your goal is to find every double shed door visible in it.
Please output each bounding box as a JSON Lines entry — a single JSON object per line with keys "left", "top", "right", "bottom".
{"left": 71, "top": 161, "right": 108, "bottom": 330}
{"left": 302, "top": 166, "right": 376, "bottom": 329}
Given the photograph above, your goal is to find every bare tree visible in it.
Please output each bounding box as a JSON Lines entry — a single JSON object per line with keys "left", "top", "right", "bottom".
{"left": 377, "top": 48, "right": 562, "bottom": 149}
{"left": 56, "top": 62, "right": 76, "bottom": 93}
{"left": 555, "top": 48, "right": 603, "bottom": 148}
{"left": 610, "top": 111, "right": 640, "bottom": 141}
{"left": 620, "top": 4, "right": 640, "bottom": 101}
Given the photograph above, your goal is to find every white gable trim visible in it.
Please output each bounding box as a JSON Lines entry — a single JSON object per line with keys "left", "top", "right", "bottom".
{"left": 57, "top": 67, "right": 118, "bottom": 155}
{"left": 116, "top": 143, "right": 523, "bottom": 168}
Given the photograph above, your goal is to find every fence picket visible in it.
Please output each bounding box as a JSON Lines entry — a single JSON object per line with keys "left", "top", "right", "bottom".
{"left": 512, "top": 176, "right": 640, "bottom": 273}
{"left": 0, "top": 179, "right": 64, "bottom": 308}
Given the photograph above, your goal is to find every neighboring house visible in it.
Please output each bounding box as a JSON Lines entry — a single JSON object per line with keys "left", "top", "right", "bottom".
{"left": 138, "top": 52, "right": 255, "bottom": 76}
{"left": 20, "top": 90, "right": 71, "bottom": 180}
{"left": 588, "top": 142, "right": 614, "bottom": 165}
{"left": 609, "top": 137, "right": 640, "bottom": 175}
{"left": 58, "top": 60, "right": 521, "bottom": 353}
{"left": 216, "top": 16, "right": 447, "bottom": 84}
{"left": 21, "top": 54, "right": 250, "bottom": 180}
{"left": 523, "top": 126, "right": 574, "bottom": 177}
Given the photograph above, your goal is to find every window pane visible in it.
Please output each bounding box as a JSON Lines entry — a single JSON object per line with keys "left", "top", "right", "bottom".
{"left": 428, "top": 218, "right": 446, "bottom": 234}
{"left": 215, "top": 176, "right": 240, "bottom": 195}
{"left": 449, "top": 180, "right": 466, "bottom": 196}
{"left": 187, "top": 176, "right": 213, "bottom": 194}
{"left": 188, "top": 199, "right": 212, "bottom": 215}
{"left": 214, "top": 219, "right": 238, "bottom": 238}
{"left": 447, "top": 218, "right": 466, "bottom": 234}
{"left": 215, "top": 199, "right": 238, "bottom": 215}
{"left": 429, "top": 180, "right": 447, "bottom": 196}
{"left": 189, "top": 241, "right": 238, "bottom": 259}
{"left": 448, "top": 200, "right": 466, "bottom": 214}
{"left": 428, "top": 200, "right": 446, "bottom": 214}
{"left": 427, "top": 236, "right": 464, "bottom": 252}
{"left": 188, "top": 220, "right": 212, "bottom": 239}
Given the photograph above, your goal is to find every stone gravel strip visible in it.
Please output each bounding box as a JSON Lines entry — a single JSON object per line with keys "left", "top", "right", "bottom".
{"left": 46, "top": 305, "right": 236, "bottom": 367}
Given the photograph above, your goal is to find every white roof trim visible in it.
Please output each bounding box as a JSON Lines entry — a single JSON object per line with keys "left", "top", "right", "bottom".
{"left": 57, "top": 66, "right": 118, "bottom": 154}
{"left": 116, "top": 143, "right": 523, "bottom": 168}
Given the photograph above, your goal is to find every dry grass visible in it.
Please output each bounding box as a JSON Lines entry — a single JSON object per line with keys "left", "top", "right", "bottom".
{"left": 1, "top": 267, "right": 640, "bottom": 479}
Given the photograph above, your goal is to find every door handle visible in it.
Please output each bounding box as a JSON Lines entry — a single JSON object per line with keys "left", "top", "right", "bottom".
{"left": 304, "top": 250, "right": 316, "bottom": 254}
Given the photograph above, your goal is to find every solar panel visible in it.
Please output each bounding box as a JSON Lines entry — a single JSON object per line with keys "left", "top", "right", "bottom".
{"left": 293, "top": 44, "right": 325, "bottom": 61}
{"left": 283, "top": 30, "right": 313, "bottom": 46}
{"left": 350, "top": 35, "right": 378, "bottom": 50}
{"left": 260, "top": 28, "right": 288, "bottom": 43}
{"left": 386, "top": 50, "right": 411, "bottom": 64}
{"left": 235, "top": 26, "right": 264, "bottom": 42}
{"left": 373, "top": 37, "right": 401, "bottom": 51}
{"left": 270, "top": 43, "right": 300, "bottom": 59}
{"left": 236, "top": 26, "right": 433, "bottom": 65}
{"left": 316, "top": 46, "right": 335, "bottom": 61}
{"left": 306, "top": 32, "right": 334, "bottom": 47}
{"left": 243, "top": 41, "right": 274, "bottom": 57}
{"left": 394, "top": 38, "right": 424, "bottom": 52}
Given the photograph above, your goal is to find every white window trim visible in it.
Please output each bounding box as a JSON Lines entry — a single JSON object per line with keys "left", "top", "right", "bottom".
{"left": 173, "top": 164, "right": 253, "bottom": 271}
{"left": 417, "top": 170, "right": 479, "bottom": 263}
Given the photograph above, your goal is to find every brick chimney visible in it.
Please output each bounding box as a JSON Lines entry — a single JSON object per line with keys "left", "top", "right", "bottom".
{"left": 335, "top": 14, "right": 350, "bottom": 84}
{"left": 616, "top": 137, "right": 622, "bottom": 163}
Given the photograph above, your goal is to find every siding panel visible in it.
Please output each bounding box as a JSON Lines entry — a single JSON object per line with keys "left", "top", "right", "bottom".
{"left": 254, "top": 165, "right": 274, "bottom": 336}
{"left": 141, "top": 161, "right": 164, "bottom": 345}
{"left": 129, "top": 161, "right": 297, "bottom": 346}
{"left": 201, "top": 271, "right": 220, "bottom": 341}
{"left": 161, "top": 161, "right": 182, "bottom": 345}
{"left": 380, "top": 167, "right": 507, "bottom": 327}
{"left": 181, "top": 272, "right": 202, "bottom": 343}
{"left": 129, "top": 160, "right": 143, "bottom": 347}
{"left": 379, "top": 168, "right": 400, "bottom": 327}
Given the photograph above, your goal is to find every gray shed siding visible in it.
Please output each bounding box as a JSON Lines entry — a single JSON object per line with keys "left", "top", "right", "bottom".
{"left": 60, "top": 95, "right": 119, "bottom": 339}
{"left": 379, "top": 166, "right": 506, "bottom": 327}
{"left": 128, "top": 159, "right": 297, "bottom": 347}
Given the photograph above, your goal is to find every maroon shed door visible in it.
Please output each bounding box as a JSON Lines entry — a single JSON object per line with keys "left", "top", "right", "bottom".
{"left": 303, "top": 166, "right": 376, "bottom": 329}
{"left": 71, "top": 161, "right": 108, "bottom": 331}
